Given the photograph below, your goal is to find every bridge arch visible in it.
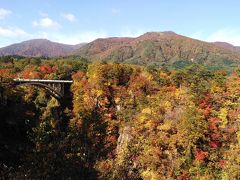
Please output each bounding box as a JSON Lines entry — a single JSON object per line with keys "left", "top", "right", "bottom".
{"left": 16, "top": 82, "right": 63, "bottom": 100}
{"left": 13, "top": 79, "right": 73, "bottom": 102}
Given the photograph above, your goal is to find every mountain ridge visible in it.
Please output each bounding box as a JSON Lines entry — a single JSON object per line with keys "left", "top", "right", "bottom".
{"left": 0, "top": 39, "right": 85, "bottom": 57}
{"left": 73, "top": 31, "right": 240, "bottom": 66}
{"left": 213, "top": 41, "right": 240, "bottom": 53}
{"left": 0, "top": 32, "right": 240, "bottom": 68}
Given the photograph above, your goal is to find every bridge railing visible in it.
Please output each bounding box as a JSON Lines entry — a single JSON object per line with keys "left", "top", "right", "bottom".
{"left": 13, "top": 78, "right": 73, "bottom": 83}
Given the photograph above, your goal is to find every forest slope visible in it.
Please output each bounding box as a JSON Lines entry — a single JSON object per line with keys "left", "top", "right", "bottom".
{"left": 0, "top": 39, "right": 85, "bottom": 57}
{"left": 74, "top": 32, "right": 240, "bottom": 67}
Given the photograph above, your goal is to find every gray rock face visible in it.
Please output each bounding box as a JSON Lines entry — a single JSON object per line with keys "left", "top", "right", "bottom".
{"left": 116, "top": 125, "right": 132, "bottom": 155}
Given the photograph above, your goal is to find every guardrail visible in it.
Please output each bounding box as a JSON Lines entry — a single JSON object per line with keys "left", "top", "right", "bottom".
{"left": 13, "top": 79, "right": 73, "bottom": 83}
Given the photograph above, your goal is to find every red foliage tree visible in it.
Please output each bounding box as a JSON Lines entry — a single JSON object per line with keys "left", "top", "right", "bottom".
{"left": 195, "top": 149, "right": 208, "bottom": 161}
{"left": 40, "top": 64, "right": 54, "bottom": 74}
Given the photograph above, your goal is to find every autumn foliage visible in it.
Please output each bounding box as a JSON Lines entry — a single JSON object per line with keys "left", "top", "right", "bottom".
{"left": 0, "top": 57, "right": 240, "bottom": 179}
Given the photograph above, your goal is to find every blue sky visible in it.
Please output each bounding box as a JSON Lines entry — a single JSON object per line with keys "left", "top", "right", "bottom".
{"left": 0, "top": 0, "right": 240, "bottom": 47}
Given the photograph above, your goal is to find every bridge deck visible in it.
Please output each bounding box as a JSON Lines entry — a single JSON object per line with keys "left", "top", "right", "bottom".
{"left": 13, "top": 79, "right": 73, "bottom": 83}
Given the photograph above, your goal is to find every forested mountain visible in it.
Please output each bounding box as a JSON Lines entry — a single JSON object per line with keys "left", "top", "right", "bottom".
{"left": 0, "top": 39, "right": 85, "bottom": 57}
{"left": 1, "top": 32, "right": 240, "bottom": 69}
{"left": 74, "top": 32, "right": 240, "bottom": 68}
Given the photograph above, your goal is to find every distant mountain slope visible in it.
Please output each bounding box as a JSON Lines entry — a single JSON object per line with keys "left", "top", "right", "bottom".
{"left": 213, "top": 42, "right": 240, "bottom": 53}
{"left": 73, "top": 32, "right": 240, "bottom": 66}
{"left": 0, "top": 39, "right": 85, "bottom": 57}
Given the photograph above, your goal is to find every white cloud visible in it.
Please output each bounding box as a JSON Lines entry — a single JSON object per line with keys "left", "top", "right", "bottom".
{"left": 206, "top": 28, "right": 240, "bottom": 46}
{"left": 189, "top": 28, "right": 240, "bottom": 46}
{"left": 39, "top": 11, "right": 48, "bottom": 17}
{"left": 0, "top": 27, "right": 28, "bottom": 38}
{"left": 42, "top": 29, "right": 146, "bottom": 45}
{"left": 0, "top": 28, "right": 108, "bottom": 47}
{"left": 111, "top": 8, "right": 120, "bottom": 15}
{"left": 43, "top": 31, "right": 108, "bottom": 44}
{"left": 189, "top": 31, "right": 205, "bottom": 40}
{"left": 0, "top": 8, "right": 11, "bottom": 19}
{"left": 61, "top": 13, "right": 77, "bottom": 22}
{"left": 119, "top": 28, "right": 146, "bottom": 37}
{"left": 33, "top": 17, "right": 59, "bottom": 29}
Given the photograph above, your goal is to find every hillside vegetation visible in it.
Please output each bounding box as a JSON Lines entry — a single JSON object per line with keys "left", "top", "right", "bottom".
{"left": 0, "top": 39, "right": 85, "bottom": 57}
{"left": 74, "top": 32, "right": 240, "bottom": 70}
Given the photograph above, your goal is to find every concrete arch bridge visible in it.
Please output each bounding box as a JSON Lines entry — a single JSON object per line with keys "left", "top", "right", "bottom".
{"left": 13, "top": 78, "right": 73, "bottom": 101}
